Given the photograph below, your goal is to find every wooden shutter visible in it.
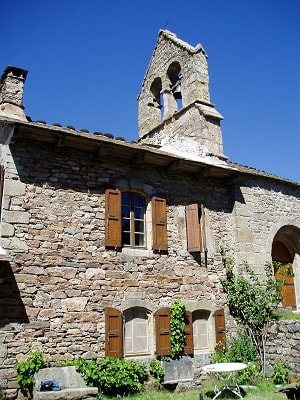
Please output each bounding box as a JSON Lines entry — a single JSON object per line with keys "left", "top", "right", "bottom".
{"left": 185, "top": 204, "right": 202, "bottom": 252}
{"left": 152, "top": 196, "right": 168, "bottom": 251}
{"left": 184, "top": 311, "right": 194, "bottom": 355}
{"left": 105, "top": 307, "right": 123, "bottom": 358}
{"left": 215, "top": 308, "right": 226, "bottom": 350}
{"left": 155, "top": 307, "right": 171, "bottom": 357}
{"left": 105, "top": 188, "right": 122, "bottom": 248}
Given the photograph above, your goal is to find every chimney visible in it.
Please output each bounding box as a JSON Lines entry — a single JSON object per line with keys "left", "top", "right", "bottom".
{"left": 0, "top": 66, "right": 28, "bottom": 121}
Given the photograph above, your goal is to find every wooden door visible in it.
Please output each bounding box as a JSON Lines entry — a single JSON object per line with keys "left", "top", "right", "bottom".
{"left": 272, "top": 241, "right": 296, "bottom": 309}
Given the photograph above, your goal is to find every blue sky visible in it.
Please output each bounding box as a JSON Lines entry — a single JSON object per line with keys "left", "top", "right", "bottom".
{"left": 1, "top": 0, "right": 299, "bottom": 182}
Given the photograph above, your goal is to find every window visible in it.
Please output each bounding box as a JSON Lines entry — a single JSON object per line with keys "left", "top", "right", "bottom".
{"left": 124, "top": 308, "right": 149, "bottom": 355}
{"left": 105, "top": 189, "right": 167, "bottom": 251}
{"left": 155, "top": 307, "right": 225, "bottom": 357}
{"left": 105, "top": 307, "right": 151, "bottom": 358}
{"left": 122, "top": 193, "right": 145, "bottom": 247}
{"left": 193, "top": 310, "right": 210, "bottom": 350}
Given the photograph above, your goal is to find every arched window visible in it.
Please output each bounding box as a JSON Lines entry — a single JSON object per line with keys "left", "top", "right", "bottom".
{"left": 121, "top": 192, "right": 145, "bottom": 247}
{"left": 124, "top": 308, "right": 150, "bottom": 356}
{"left": 192, "top": 309, "right": 211, "bottom": 350}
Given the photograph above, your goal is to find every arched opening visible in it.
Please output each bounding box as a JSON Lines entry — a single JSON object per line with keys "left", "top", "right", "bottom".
{"left": 167, "top": 62, "right": 182, "bottom": 109}
{"left": 123, "top": 307, "right": 150, "bottom": 356}
{"left": 272, "top": 226, "right": 299, "bottom": 309}
{"left": 150, "top": 77, "right": 163, "bottom": 121}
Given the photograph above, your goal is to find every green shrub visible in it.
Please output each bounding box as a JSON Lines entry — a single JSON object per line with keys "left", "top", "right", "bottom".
{"left": 212, "top": 333, "right": 258, "bottom": 364}
{"left": 212, "top": 333, "right": 262, "bottom": 385}
{"left": 149, "top": 359, "right": 164, "bottom": 383}
{"left": 227, "top": 333, "right": 259, "bottom": 363}
{"left": 237, "top": 361, "right": 262, "bottom": 385}
{"left": 75, "top": 357, "right": 148, "bottom": 396}
{"left": 14, "top": 350, "right": 46, "bottom": 393}
{"left": 56, "top": 358, "right": 76, "bottom": 366}
{"left": 273, "top": 359, "right": 289, "bottom": 385}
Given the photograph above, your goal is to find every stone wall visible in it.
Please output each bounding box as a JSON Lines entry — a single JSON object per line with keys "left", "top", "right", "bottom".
{"left": 231, "top": 176, "right": 300, "bottom": 308}
{"left": 265, "top": 320, "right": 300, "bottom": 377}
{"left": 0, "top": 137, "right": 233, "bottom": 397}
{"left": 139, "top": 103, "right": 225, "bottom": 161}
{"left": 0, "top": 134, "right": 300, "bottom": 398}
{"left": 232, "top": 177, "right": 300, "bottom": 268}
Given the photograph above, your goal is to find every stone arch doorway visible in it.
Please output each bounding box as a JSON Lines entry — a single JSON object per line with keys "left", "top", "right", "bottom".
{"left": 271, "top": 225, "right": 300, "bottom": 310}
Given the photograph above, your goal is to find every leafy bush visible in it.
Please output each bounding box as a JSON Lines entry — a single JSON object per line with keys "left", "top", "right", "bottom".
{"left": 170, "top": 299, "right": 187, "bottom": 358}
{"left": 56, "top": 358, "right": 76, "bottom": 366}
{"left": 237, "top": 361, "right": 262, "bottom": 385}
{"left": 75, "top": 357, "right": 148, "bottom": 396}
{"left": 212, "top": 333, "right": 258, "bottom": 364}
{"left": 227, "top": 333, "right": 259, "bottom": 363}
{"left": 212, "top": 333, "right": 262, "bottom": 385}
{"left": 273, "top": 359, "right": 289, "bottom": 385}
{"left": 14, "top": 350, "right": 46, "bottom": 393}
{"left": 149, "top": 359, "right": 164, "bottom": 383}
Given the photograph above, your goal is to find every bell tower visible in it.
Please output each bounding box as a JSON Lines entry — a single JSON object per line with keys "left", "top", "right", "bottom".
{"left": 138, "top": 30, "right": 226, "bottom": 162}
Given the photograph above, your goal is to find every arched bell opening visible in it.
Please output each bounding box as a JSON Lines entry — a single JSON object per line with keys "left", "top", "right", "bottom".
{"left": 167, "top": 61, "right": 182, "bottom": 110}
{"left": 150, "top": 77, "right": 163, "bottom": 121}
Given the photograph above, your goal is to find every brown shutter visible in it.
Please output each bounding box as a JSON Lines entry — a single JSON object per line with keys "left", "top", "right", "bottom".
{"left": 155, "top": 307, "right": 171, "bottom": 357}
{"left": 184, "top": 311, "right": 194, "bottom": 355}
{"left": 105, "top": 307, "right": 123, "bottom": 358}
{"left": 152, "top": 196, "right": 168, "bottom": 251}
{"left": 105, "top": 188, "right": 122, "bottom": 248}
{"left": 215, "top": 308, "right": 226, "bottom": 350}
{"left": 200, "top": 204, "right": 207, "bottom": 253}
{"left": 185, "top": 204, "right": 202, "bottom": 252}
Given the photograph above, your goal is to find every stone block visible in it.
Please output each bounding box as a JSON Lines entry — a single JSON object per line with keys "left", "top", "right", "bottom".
{"left": 33, "top": 366, "right": 98, "bottom": 400}
{"left": 61, "top": 297, "right": 88, "bottom": 312}
{"left": 3, "top": 210, "right": 29, "bottom": 224}
{"left": 162, "top": 356, "right": 194, "bottom": 384}
{"left": 1, "top": 222, "right": 14, "bottom": 237}
{"left": 4, "top": 180, "right": 26, "bottom": 196}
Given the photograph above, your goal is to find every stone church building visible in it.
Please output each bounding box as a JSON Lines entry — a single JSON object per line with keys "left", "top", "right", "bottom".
{"left": 0, "top": 30, "right": 299, "bottom": 397}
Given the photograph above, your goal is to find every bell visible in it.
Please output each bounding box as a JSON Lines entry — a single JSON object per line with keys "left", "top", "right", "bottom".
{"left": 173, "top": 83, "right": 182, "bottom": 99}
{"left": 0, "top": 246, "right": 8, "bottom": 260}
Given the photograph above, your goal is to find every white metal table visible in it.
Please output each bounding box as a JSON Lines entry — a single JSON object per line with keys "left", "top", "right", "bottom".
{"left": 202, "top": 362, "right": 247, "bottom": 400}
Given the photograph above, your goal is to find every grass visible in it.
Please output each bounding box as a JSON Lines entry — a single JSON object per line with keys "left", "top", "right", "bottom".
{"left": 99, "top": 380, "right": 287, "bottom": 399}
{"left": 275, "top": 311, "right": 300, "bottom": 320}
